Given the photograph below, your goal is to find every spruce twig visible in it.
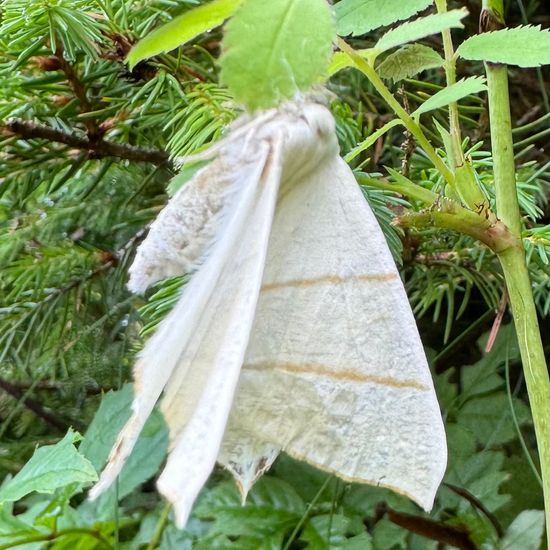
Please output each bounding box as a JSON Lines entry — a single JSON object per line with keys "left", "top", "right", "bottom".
{"left": 5, "top": 119, "right": 170, "bottom": 166}
{"left": 0, "top": 377, "right": 72, "bottom": 432}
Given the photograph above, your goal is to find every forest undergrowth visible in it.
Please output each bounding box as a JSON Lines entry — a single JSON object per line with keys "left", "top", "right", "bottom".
{"left": 0, "top": 0, "right": 549, "bottom": 548}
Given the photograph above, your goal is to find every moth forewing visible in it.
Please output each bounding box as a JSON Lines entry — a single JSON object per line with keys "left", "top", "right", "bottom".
{"left": 222, "top": 153, "right": 447, "bottom": 511}
{"left": 90, "top": 131, "right": 277, "bottom": 502}
{"left": 156, "top": 139, "right": 285, "bottom": 527}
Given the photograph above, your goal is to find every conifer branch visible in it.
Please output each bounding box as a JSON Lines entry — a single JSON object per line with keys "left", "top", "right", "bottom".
{"left": 52, "top": 43, "right": 101, "bottom": 141}
{"left": 5, "top": 119, "right": 170, "bottom": 166}
{"left": 0, "top": 377, "right": 73, "bottom": 432}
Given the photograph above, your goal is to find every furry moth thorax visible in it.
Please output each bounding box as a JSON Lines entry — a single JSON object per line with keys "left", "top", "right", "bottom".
{"left": 128, "top": 102, "right": 339, "bottom": 294}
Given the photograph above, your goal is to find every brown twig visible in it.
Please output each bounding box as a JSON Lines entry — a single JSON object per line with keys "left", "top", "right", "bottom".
{"left": 378, "top": 503, "right": 477, "bottom": 549}
{"left": 0, "top": 380, "right": 115, "bottom": 395}
{"left": 397, "top": 86, "right": 415, "bottom": 178}
{"left": 54, "top": 44, "right": 100, "bottom": 141}
{"left": 5, "top": 119, "right": 170, "bottom": 166}
{"left": 0, "top": 377, "right": 71, "bottom": 432}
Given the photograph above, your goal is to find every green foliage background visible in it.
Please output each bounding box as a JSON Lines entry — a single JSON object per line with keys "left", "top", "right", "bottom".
{"left": 0, "top": 0, "right": 549, "bottom": 548}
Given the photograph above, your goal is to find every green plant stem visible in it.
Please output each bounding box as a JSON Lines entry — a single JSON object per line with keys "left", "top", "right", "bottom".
{"left": 505, "top": 348, "right": 543, "bottom": 487}
{"left": 398, "top": 203, "right": 516, "bottom": 252}
{"left": 435, "top": 0, "right": 463, "bottom": 167}
{"left": 356, "top": 174, "right": 437, "bottom": 205}
{"left": 146, "top": 502, "right": 172, "bottom": 550}
{"left": 497, "top": 244, "right": 550, "bottom": 535}
{"left": 282, "top": 475, "right": 333, "bottom": 550}
{"left": 482, "top": 1, "right": 550, "bottom": 545}
{"left": 338, "top": 38, "right": 455, "bottom": 186}
{"left": 486, "top": 68, "right": 522, "bottom": 237}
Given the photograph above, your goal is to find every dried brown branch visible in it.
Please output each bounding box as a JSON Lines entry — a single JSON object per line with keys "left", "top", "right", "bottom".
{"left": 377, "top": 503, "right": 477, "bottom": 550}
{"left": 53, "top": 44, "right": 101, "bottom": 140}
{"left": 5, "top": 119, "right": 170, "bottom": 166}
{"left": 0, "top": 377, "right": 72, "bottom": 433}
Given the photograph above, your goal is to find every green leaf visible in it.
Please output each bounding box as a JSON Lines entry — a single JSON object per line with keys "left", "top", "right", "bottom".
{"left": 342, "top": 483, "right": 416, "bottom": 518}
{"left": 300, "top": 514, "right": 366, "bottom": 549}
{"left": 342, "top": 533, "right": 374, "bottom": 549}
{"left": 375, "top": 9, "right": 467, "bottom": 53}
{"left": 345, "top": 119, "right": 402, "bottom": 162}
{"left": 434, "top": 368, "right": 458, "bottom": 411}
{"left": 219, "top": 0, "right": 335, "bottom": 110}
{"left": 445, "top": 423, "right": 477, "bottom": 462}
{"left": 456, "top": 393, "right": 532, "bottom": 446}
{"left": 412, "top": 76, "right": 487, "bottom": 117}
{"left": 246, "top": 476, "right": 305, "bottom": 514}
{"left": 457, "top": 26, "right": 550, "bottom": 68}
{"left": 127, "top": 0, "right": 243, "bottom": 69}
{"left": 0, "top": 504, "right": 45, "bottom": 548}
{"left": 272, "top": 455, "right": 334, "bottom": 504}
{"left": 79, "top": 384, "right": 168, "bottom": 501}
{"left": 376, "top": 44, "right": 443, "bottom": 82}
{"left": 195, "top": 533, "right": 284, "bottom": 550}
{"left": 371, "top": 519, "right": 408, "bottom": 549}
{"left": 409, "top": 535, "right": 438, "bottom": 550}
{"left": 501, "top": 510, "right": 545, "bottom": 549}
{"left": 459, "top": 354, "right": 504, "bottom": 398}
{"left": 459, "top": 324, "right": 520, "bottom": 400}
{"left": 455, "top": 512, "right": 498, "bottom": 548}
{"left": 194, "top": 478, "right": 305, "bottom": 538}
{"left": 159, "top": 527, "right": 194, "bottom": 550}
{"left": 335, "top": 0, "right": 433, "bottom": 37}
{"left": 500, "top": 456, "right": 544, "bottom": 526}
{"left": 0, "top": 430, "right": 97, "bottom": 503}
{"left": 444, "top": 451, "right": 511, "bottom": 512}
{"left": 196, "top": 536, "right": 254, "bottom": 549}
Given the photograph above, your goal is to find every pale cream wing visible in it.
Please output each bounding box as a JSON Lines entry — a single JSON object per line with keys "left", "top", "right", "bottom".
{"left": 223, "top": 155, "right": 447, "bottom": 511}
{"left": 155, "top": 139, "right": 284, "bottom": 528}
{"left": 218, "top": 430, "right": 280, "bottom": 501}
{"left": 89, "top": 140, "right": 275, "bottom": 503}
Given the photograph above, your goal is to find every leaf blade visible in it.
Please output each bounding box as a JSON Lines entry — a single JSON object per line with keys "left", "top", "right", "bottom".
{"left": 501, "top": 510, "right": 545, "bottom": 550}
{"left": 0, "top": 430, "right": 97, "bottom": 503}
{"left": 127, "top": 0, "right": 243, "bottom": 69}
{"left": 412, "top": 76, "right": 487, "bottom": 117}
{"left": 194, "top": 478, "right": 305, "bottom": 538}
{"left": 344, "top": 119, "right": 402, "bottom": 162}
{"left": 376, "top": 44, "right": 443, "bottom": 82}
{"left": 457, "top": 25, "right": 550, "bottom": 68}
{"left": 375, "top": 9, "right": 467, "bottom": 53}
{"left": 219, "top": 0, "right": 335, "bottom": 110}
{"left": 335, "top": 0, "right": 433, "bottom": 37}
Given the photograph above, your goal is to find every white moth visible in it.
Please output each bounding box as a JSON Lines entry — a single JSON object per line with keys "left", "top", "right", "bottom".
{"left": 89, "top": 101, "right": 447, "bottom": 528}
